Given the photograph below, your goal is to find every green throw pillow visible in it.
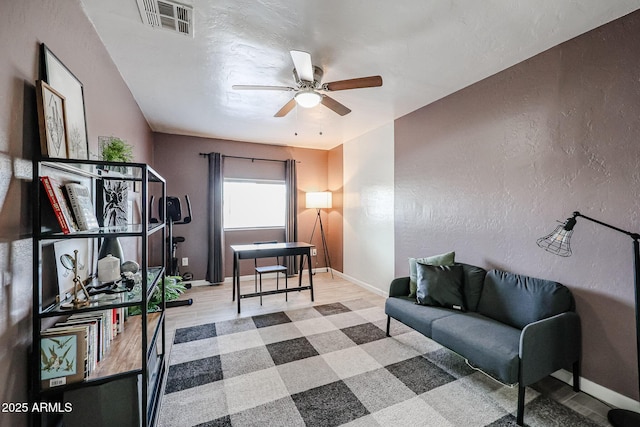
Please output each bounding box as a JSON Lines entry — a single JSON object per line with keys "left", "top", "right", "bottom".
{"left": 408, "top": 251, "right": 455, "bottom": 298}
{"left": 415, "top": 263, "right": 466, "bottom": 311}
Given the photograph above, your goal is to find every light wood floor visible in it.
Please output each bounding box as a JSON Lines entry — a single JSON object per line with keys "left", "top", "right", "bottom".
{"left": 165, "top": 271, "right": 384, "bottom": 333}
{"left": 163, "top": 272, "right": 613, "bottom": 426}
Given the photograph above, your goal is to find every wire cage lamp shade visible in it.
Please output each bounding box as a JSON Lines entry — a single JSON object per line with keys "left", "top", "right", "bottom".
{"left": 536, "top": 216, "right": 577, "bottom": 257}
{"left": 306, "top": 191, "right": 332, "bottom": 209}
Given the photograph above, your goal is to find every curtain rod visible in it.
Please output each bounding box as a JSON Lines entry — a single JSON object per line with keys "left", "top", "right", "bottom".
{"left": 199, "top": 153, "right": 299, "bottom": 163}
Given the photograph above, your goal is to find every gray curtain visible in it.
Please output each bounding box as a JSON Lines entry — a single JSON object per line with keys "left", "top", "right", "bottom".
{"left": 206, "top": 153, "right": 224, "bottom": 284}
{"left": 285, "top": 159, "right": 298, "bottom": 275}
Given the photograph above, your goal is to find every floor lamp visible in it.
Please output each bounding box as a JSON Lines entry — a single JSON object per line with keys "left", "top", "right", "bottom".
{"left": 306, "top": 191, "right": 333, "bottom": 278}
{"left": 537, "top": 211, "right": 640, "bottom": 426}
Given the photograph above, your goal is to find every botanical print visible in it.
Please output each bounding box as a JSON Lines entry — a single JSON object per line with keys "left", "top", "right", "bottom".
{"left": 40, "top": 335, "right": 77, "bottom": 380}
{"left": 43, "top": 88, "right": 66, "bottom": 157}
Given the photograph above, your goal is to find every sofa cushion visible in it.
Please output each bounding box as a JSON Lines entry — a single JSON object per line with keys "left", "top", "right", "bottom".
{"left": 409, "top": 251, "right": 455, "bottom": 298}
{"left": 416, "top": 263, "right": 466, "bottom": 311}
{"left": 431, "top": 312, "right": 521, "bottom": 385}
{"left": 385, "top": 297, "right": 456, "bottom": 338}
{"left": 476, "top": 270, "right": 574, "bottom": 330}
{"left": 458, "top": 263, "right": 487, "bottom": 312}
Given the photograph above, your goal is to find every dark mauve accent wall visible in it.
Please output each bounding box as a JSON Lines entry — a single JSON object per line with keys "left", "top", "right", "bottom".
{"left": 152, "top": 133, "right": 338, "bottom": 279}
{"left": 0, "top": 1, "right": 153, "bottom": 425}
{"left": 395, "top": 10, "right": 640, "bottom": 400}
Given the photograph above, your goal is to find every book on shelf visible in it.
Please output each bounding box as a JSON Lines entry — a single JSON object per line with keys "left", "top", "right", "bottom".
{"left": 41, "top": 176, "right": 78, "bottom": 234}
{"left": 65, "top": 182, "right": 100, "bottom": 231}
{"left": 66, "top": 310, "right": 112, "bottom": 362}
{"left": 40, "top": 326, "right": 88, "bottom": 389}
{"left": 55, "top": 318, "right": 99, "bottom": 374}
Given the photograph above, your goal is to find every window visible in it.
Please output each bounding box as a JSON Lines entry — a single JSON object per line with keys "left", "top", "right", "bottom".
{"left": 223, "top": 179, "right": 286, "bottom": 229}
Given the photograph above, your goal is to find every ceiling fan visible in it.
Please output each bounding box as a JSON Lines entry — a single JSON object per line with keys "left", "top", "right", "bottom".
{"left": 232, "top": 50, "right": 383, "bottom": 117}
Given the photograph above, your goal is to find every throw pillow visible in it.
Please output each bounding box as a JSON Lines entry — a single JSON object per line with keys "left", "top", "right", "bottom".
{"left": 415, "top": 263, "right": 466, "bottom": 311}
{"left": 408, "top": 251, "right": 455, "bottom": 298}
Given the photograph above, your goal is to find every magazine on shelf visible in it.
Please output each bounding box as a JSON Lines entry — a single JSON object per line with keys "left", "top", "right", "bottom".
{"left": 41, "top": 176, "right": 78, "bottom": 234}
{"left": 65, "top": 182, "right": 100, "bottom": 231}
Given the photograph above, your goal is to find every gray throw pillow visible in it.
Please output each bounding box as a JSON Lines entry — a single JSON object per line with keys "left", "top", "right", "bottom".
{"left": 409, "top": 251, "right": 455, "bottom": 298}
{"left": 416, "top": 263, "right": 466, "bottom": 311}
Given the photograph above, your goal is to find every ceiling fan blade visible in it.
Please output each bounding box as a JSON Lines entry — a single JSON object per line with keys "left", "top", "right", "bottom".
{"left": 324, "top": 76, "right": 383, "bottom": 91}
{"left": 232, "top": 85, "right": 295, "bottom": 91}
{"left": 274, "top": 98, "right": 297, "bottom": 117}
{"left": 290, "top": 50, "right": 314, "bottom": 82}
{"left": 321, "top": 95, "right": 351, "bottom": 116}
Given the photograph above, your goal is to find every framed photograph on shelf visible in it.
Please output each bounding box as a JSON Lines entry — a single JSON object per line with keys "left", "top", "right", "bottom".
{"left": 36, "top": 80, "right": 68, "bottom": 159}
{"left": 53, "top": 239, "right": 94, "bottom": 300}
{"left": 42, "top": 44, "right": 89, "bottom": 160}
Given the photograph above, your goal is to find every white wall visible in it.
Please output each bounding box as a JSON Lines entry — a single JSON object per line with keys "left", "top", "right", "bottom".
{"left": 342, "top": 123, "right": 395, "bottom": 294}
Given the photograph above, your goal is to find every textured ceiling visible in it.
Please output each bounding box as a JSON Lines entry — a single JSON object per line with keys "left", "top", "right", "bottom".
{"left": 79, "top": 0, "right": 640, "bottom": 150}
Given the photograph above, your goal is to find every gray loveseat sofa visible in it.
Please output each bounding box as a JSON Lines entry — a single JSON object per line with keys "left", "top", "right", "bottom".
{"left": 385, "top": 263, "right": 581, "bottom": 426}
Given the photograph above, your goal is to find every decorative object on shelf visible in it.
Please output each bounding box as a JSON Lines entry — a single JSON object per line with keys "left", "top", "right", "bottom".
{"left": 97, "top": 236, "right": 123, "bottom": 266}
{"left": 35, "top": 80, "right": 68, "bottom": 159}
{"left": 54, "top": 239, "right": 92, "bottom": 299}
{"left": 59, "top": 250, "right": 90, "bottom": 308}
{"left": 102, "top": 180, "right": 128, "bottom": 226}
{"left": 306, "top": 191, "right": 333, "bottom": 278}
{"left": 41, "top": 175, "right": 78, "bottom": 234}
{"left": 65, "top": 182, "right": 99, "bottom": 231}
{"left": 99, "top": 136, "right": 134, "bottom": 163}
{"left": 537, "top": 211, "right": 640, "bottom": 427}
{"left": 42, "top": 44, "right": 89, "bottom": 160}
{"left": 97, "top": 254, "right": 121, "bottom": 283}
{"left": 122, "top": 260, "right": 140, "bottom": 274}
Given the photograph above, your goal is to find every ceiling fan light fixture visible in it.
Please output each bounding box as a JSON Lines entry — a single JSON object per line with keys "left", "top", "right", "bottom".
{"left": 294, "top": 90, "right": 322, "bottom": 108}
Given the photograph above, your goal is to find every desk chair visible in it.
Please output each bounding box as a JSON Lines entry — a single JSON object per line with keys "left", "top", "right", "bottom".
{"left": 253, "top": 241, "right": 288, "bottom": 305}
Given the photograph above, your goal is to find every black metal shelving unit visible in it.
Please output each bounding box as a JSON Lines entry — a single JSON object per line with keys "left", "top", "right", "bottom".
{"left": 30, "top": 158, "right": 167, "bottom": 427}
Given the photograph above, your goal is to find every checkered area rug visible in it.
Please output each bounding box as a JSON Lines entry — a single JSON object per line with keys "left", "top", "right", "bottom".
{"left": 158, "top": 299, "right": 600, "bottom": 427}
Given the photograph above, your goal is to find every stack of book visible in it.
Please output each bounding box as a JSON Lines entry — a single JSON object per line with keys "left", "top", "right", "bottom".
{"left": 41, "top": 176, "right": 99, "bottom": 233}
{"left": 39, "top": 306, "right": 125, "bottom": 389}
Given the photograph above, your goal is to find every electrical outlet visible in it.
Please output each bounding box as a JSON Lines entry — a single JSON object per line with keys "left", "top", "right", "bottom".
{"left": 311, "top": 248, "right": 317, "bottom": 256}
{"left": 182, "top": 257, "right": 189, "bottom": 266}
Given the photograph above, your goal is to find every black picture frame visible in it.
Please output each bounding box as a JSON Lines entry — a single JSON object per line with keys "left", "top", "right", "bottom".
{"left": 41, "top": 44, "right": 89, "bottom": 160}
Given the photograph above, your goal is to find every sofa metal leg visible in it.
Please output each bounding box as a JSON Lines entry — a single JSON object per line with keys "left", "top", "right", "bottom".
{"left": 516, "top": 383, "right": 525, "bottom": 426}
{"left": 386, "top": 316, "right": 391, "bottom": 337}
{"left": 573, "top": 360, "right": 581, "bottom": 392}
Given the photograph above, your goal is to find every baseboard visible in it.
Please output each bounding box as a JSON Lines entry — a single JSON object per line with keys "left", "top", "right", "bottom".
{"left": 552, "top": 369, "right": 640, "bottom": 413}
{"left": 184, "top": 279, "right": 210, "bottom": 287}
{"left": 331, "top": 270, "right": 389, "bottom": 298}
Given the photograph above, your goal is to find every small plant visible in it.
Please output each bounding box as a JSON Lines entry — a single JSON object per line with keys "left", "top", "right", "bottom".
{"left": 101, "top": 137, "right": 134, "bottom": 162}
{"left": 128, "top": 276, "right": 187, "bottom": 316}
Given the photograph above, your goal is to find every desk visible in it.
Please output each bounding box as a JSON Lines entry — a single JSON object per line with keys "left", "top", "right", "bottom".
{"left": 230, "top": 242, "right": 314, "bottom": 313}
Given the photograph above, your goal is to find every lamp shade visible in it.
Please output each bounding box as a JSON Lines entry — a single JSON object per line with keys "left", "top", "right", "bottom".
{"left": 306, "top": 191, "right": 332, "bottom": 209}
{"left": 536, "top": 224, "right": 573, "bottom": 257}
{"left": 536, "top": 215, "right": 578, "bottom": 257}
{"left": 295, "top": 90, "right": 322, "bottom": 108}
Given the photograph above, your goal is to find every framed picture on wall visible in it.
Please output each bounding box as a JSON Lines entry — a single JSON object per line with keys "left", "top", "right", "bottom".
{"left": 36, "top": 80, "right": 68, "bottom": 159}
{"left": 41, "top": 44, "right": 89, "bottom": 160}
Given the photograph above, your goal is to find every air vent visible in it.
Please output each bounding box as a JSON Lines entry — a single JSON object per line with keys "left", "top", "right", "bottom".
{"left": 136, "top": 0, "right": 194, "bottom": 37}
